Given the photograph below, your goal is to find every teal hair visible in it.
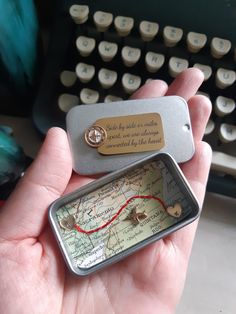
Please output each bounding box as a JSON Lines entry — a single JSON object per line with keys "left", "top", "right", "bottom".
{"left": 0, "top": 129, "right": 25, "bottom": 185}
{"left": 0, "top": 0, "right": 38, "bottom": 91}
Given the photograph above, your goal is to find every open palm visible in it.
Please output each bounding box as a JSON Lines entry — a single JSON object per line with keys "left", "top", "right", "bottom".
{"left": 0, "top": 69, "right": 212, "bottom": 314}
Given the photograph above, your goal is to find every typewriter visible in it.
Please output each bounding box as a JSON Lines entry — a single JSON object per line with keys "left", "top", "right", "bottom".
{"left": 33, "top": 0, "right": 236, "bottom": 197}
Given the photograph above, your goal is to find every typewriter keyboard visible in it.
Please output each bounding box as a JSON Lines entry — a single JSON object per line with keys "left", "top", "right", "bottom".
{"left": 36, "top": 4, "right": 236, "bottom": 181}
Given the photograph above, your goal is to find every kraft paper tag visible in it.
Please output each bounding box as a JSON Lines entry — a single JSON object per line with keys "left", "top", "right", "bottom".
{"left": 95, "top": 113, "right": 165, "bottom": 155}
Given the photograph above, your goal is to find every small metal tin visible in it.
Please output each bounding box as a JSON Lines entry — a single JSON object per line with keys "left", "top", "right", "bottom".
{"left": 49, "top": 152, "right": 199, "bottom": 276}
{"left": 66, "top": 96, "right": 195, "bottom": 175}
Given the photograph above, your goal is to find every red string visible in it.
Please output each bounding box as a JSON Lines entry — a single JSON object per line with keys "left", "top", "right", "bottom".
{"left": 74, "top": 195, "right": 166, "bottom": 235}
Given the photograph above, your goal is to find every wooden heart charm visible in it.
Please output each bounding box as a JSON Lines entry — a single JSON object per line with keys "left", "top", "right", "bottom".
{"left": 60, "top": 215, "right": 76, "bottom": 231}
{"left": 166, "top": 203, "right": 182, "bottom": 218}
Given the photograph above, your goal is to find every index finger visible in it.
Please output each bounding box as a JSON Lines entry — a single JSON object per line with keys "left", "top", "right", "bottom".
{"left": 166, "top": 67, "right": 204, "bottom": 100}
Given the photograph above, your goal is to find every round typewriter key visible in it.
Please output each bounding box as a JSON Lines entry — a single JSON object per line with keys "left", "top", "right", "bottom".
{"left": 93, "top": 11, "right": 113, "bottom": 32}
{"left": 84, "top": 125, "right": 107, "bottom": 147}
{"left": 80, "top": 88, "right": 99, "bottom": 104}
{"left": 69, "top": 5, "right": 89, "bottom": 24}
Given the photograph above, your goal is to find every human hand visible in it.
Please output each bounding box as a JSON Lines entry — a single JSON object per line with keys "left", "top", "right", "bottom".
{"left": 0, "top": 68, "right": 212, "bottom": 314}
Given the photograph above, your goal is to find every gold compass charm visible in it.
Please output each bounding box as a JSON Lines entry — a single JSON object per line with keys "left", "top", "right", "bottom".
{"left": 84, "top": 125, "right": 107, "bottom": 148}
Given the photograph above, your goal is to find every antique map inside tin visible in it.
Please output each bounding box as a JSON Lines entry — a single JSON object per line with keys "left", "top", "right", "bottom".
{"left": 56, "top": 160, "right": 192, "bottom": 269}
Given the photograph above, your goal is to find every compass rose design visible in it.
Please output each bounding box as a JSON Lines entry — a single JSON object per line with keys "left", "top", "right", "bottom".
{"left": 84, "top": 125, "right": 107, "bottom": 147}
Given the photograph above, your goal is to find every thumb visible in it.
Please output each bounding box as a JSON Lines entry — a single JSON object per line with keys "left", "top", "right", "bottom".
{"left": 0, "top": 127, "right": 72, "bottom": 240}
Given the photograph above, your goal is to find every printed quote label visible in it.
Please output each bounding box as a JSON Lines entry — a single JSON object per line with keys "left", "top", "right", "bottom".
{"left": 96, "top": 113, "right": 165, "bottom": 155}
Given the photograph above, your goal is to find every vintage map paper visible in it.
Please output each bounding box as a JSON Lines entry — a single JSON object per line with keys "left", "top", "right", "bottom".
{"left": 56, "top": 160, "right": 190, "bottom": 269}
